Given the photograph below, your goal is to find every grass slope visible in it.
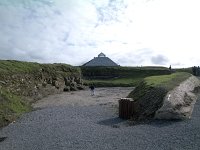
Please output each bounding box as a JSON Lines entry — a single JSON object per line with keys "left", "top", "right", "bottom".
{"left": 127, "top": 72, "right": 191, "bottom": 119}
{"left": 128, "top": 72, "right": 191, "bottom": 100}
{"left": 0, "top": 60, "right": 81, "bottom": 127}
{"left": 0, "top": 88, "right": 31, "bottom": 127}
{"left": 0, "top": 60, "right": 80, "bottom": 75}
{"left": 144, "top": 72, "right": 192, "bottom": 90}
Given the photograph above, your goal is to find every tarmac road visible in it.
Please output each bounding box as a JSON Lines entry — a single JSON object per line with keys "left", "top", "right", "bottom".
{"left": 0, "top": 87, "right": 200, "bottom": 150}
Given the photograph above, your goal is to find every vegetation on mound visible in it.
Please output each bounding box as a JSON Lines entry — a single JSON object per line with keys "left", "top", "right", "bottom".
{"left": 127, "top": 72, "right": 191, "bottom": 120}
{"left": 0, "top": 88, "right": 31, "bottom": 127}
{"left": 175, "top": 67, "right": 193, "bottom": 74}
{"left": 0, "top": 60, "right": 81, "bottom": 127}
{"left": 128, "top": 72, "right": 191, "bottom": 100}
{"left": 81, "top": 66, "right": 170, "bottom": 79}
{"left": 0, "top": 60, "right": 41, "bottom": 74}
{"left": 83, "top": 77, "right": 142, "bottom": 87}
{"left": 0, "top": 60, "right": 80, "bottom": 76}
{"left": 82, "top": 66, "right": 171, "bottom": 87}
{"left": 144, "top": 72, "right": 191, "bottom": 90}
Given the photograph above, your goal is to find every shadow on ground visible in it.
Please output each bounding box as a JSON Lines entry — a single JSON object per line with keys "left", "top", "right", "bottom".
{"left": 0, "top": 137, "right": 7, "bottom": 143}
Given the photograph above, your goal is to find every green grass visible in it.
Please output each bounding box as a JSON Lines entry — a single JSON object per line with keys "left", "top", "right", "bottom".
{"left": 128, "top": 72, "right": 192, "bottom": 101}
{"left": 0, "top": 88, "right": 31, "bottom": 127}
{"left": 82, "top": 66, "right": 172, "bottom": 87}
{"left": 83, "top": 77, "right": 143, "bottom": 87}
{"left": 145, "top": 72, "right": 191, "bottom": 90}
{"left": 0, "top": 60, "right": 81, "bottom": 76}
{"left": 175, "top": 67, "right": 193, "bottom": 74}
{"left": 0, "top": 60, "right": 41, "bottom": 74}
{"left": 83, "top": 72, "right": 190, "bottom": 88}
{"left": 81, "top": 66, "right": 171, "bottom": 79}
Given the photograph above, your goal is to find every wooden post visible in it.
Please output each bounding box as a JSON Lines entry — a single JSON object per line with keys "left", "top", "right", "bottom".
{"left": 119, "top": 98, "right": 135, "bottom": 119}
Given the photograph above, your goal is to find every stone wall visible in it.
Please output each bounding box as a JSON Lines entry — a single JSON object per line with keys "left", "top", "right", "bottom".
{"left": 0, "top": 64, "right": 84, "bottom": 102}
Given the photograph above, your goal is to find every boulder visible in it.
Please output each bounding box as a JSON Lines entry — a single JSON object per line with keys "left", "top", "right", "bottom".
{"left": 64, "top": 77, "right": 71, "bottom": 86}
{"left": 68, "top": 80, "right": 77, "bottom": 91}
{"left": 74, "top": 77, "right": 83, "bottom": 85}
{"left": 0, "top": 81, "right": 6, "bottom": 85}
{"left": 77, "top": 84, "right": 85, "bottom": 90}
{"left": 63, "top": 86, "right": 70, "bottom": 92}
{"left": 155, "top": 76, "right": 200, "bottom": 120}
{"left": 70, "top": 86, "right": 78, "bottom": 91}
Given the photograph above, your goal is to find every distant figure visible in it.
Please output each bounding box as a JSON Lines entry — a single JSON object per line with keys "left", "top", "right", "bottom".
{"left": 192, "top": 66, "right": 200, "bottom": 76}
{"left": 89, "top": 85, "right": 95, "bottom": 96}
{"left": 169, "top": 65, "right": 171, "bottom": 71}
{"left": 192, "top": 66, "right": 196, "bottom": 76}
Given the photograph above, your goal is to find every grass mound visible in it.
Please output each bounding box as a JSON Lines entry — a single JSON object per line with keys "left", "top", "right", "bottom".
{"left": 127, "top": 72, "right": 191, "bottom": 120}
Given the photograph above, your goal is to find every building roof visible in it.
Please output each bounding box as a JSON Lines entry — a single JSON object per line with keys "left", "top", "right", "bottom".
{"left": 98, "top": 52, "right": 106, "bottom": 57}
{"left": 83, "top": 53, "right": 119, "bottom": 67}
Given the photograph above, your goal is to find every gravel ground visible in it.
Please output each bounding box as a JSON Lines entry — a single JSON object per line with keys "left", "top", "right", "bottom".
{"left": 0, "top": 87, "right": 200, "bottom": 150}
{"left": 32, "top": 87, "right": 134, "bottom": 108}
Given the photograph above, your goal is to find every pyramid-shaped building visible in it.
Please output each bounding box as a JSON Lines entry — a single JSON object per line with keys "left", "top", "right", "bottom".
{"left": 83, "top": 53, "right": 119, "bottom": 67}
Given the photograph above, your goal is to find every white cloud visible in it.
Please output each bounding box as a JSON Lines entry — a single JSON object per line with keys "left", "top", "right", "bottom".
{"left": 0, "top": 0, "right": 200, "bottom": 67}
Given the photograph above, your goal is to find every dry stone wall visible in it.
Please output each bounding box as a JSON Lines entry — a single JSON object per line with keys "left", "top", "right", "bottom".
{"left": 0, "top": 66, "right": 84, "bottom": 102}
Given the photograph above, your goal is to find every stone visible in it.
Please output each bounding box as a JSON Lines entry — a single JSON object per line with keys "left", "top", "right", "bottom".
{"left": 0, "top": 81, "right": 6, "bottom": 85}
{"left": 63, "top": 86, "right": 70, "bottom": 92}
{"left": 77, "top": 84, "right": 85, "bottom": 90}
{"left": 74, "top": 77, "right": 82, "bottom": 84}
{"left": 70, "top": 86, "right": 78, "bottom": 91}
{"left": 64, "top": 77, "right": 71, "bottom": 86}
{"left": 155, "top": 76, "right": 200, "bottom": 120}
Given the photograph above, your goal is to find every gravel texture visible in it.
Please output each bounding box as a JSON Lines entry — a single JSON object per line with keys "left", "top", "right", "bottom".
{"left": 0, "top": 87, "right": 200, "bottom": 150}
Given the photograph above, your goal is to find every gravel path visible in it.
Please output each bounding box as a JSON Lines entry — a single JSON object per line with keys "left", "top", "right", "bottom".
{"left": 0, "top": 87, "right": 200, "bottom": 150}
{"left": 32, "top": 87, "right": 133, "bottom": 108}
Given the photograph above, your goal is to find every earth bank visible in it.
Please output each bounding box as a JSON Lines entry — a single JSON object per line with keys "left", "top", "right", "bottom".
{"left": 127, "top": 73, "right": 200, "bottom": 120}
{"left": 0, "top": 60, "right": 83, "bottom": 127}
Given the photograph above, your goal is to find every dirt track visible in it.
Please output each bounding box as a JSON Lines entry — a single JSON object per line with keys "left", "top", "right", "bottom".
{"left": 33, "top": 87, "right": 134, "bottom": 108}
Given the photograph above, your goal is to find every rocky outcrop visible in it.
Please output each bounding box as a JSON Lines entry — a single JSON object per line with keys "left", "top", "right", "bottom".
{"left": 155, "top": 76, "right": 200, "bottom": 119}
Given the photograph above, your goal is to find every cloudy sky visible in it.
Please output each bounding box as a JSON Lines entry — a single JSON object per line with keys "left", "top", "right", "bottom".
{"left": 0, "top": 0, "right": 200, "bottom": 67}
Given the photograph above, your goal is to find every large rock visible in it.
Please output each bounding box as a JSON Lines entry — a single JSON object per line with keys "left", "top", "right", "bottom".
{"left": 155, "top": 76, "right": 200, "bottom": 120}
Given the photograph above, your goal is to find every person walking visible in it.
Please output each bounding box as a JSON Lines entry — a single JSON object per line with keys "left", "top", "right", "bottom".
{"left": 89, "top": 85, "right": 95, "bottom": 96}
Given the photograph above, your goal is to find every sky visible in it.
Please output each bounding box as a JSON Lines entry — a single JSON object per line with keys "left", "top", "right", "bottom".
{"left": 0, "top": 0, "right": 200, "bottom": 67}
